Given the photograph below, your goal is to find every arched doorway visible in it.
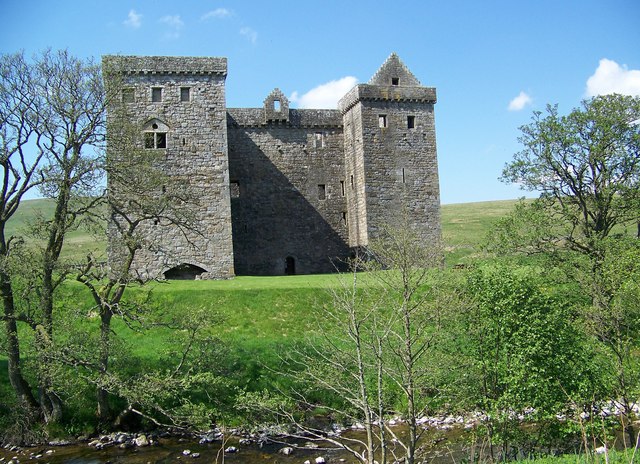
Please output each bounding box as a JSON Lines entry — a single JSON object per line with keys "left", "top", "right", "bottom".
{"left": 285, "top": 256, "right": 296, "bottom": 275}
{"left": 163, "top": 263, "right": 207, "bottom": 280}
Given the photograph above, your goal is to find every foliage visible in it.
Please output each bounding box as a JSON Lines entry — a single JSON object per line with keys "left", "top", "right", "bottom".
{"left": 501, "top": 94, "right": 640, "bottom": 258}
{"left": 459, "top": 265, "right": 604, "bottom": 457}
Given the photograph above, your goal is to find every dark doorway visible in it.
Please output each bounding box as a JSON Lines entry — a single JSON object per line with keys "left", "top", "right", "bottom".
{"left": 163, "top": 263, "right": 207, "bottom": 280}
{"left": 285, "top": 256, "right": 296, "bottom": 275}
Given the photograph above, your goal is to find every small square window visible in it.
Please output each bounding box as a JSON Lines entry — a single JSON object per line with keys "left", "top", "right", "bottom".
{"left": 407, "top": 115, "right": 415, "bottom": 129}
{"left": 122, "top": 88, "right": 135, "bottom": 103}
{"left": 180, "top": 87, "right": 190, "bottom": 102}
{"left": 378, "top": 114, "right": 387, "bottom": 128}
{"left": 144, "top": 132, "right": 167, "bottom": 149}
{"left": 230, "top": 181, "right": 240, "bottom": 198}
{"left": 152, "top": 87, "right": 162, "bottom": 103}
{"left": 318, "top": 184, "right": 326, "bottom": 200}
{"left": 391, "top": 77, "right": 399, "bottom": 85}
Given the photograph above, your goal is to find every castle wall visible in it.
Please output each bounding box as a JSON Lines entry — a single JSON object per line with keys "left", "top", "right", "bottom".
{"left": 227, "top": 109, "right": 350, "bottom": 275}
{"left": 105, "top": 56, "right": 235, "bottom": 279}
{"left": 358, "top": 99, "right": 440, "bottom": 243}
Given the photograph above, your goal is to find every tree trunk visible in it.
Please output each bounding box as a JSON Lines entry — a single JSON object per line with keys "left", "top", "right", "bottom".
{"left": 97, "top": 308, "right": 113, "bottom": 422}
{"left": 0, "top": 271, "right": 40, "bottom": 413}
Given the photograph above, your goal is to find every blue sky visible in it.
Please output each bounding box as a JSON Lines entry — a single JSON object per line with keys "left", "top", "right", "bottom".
{"left": 2, "top": 0, "right": 639, "bottom": 204}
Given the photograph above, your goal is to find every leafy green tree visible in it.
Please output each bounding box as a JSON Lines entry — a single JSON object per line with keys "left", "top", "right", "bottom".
{"left": 462, "top": 266, "right": 601, "bottom": 459}
{"left": 501, "top": 94, "right": 640, "bottom": 258}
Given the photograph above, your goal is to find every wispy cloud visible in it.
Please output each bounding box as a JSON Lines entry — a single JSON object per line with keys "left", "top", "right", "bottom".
{"left": 201, "top": 8, "right": 231, "bottom": 20}
{"left": 290, "top": 76, "right": 359, "bottom": 109}
{"left": 586, "top": 58, "right": 640, "bottom": 97}
{"left": 239, "top": 26, "right": 257, "bottom": 44}
{"left": 123, "top": 9, "right": 142, "bottom": 29}
{"left": 508, "top": 91, "right": 533, "bottom": 111}
{"left": 159, "top": 15, "right": 184, "bottom": 39}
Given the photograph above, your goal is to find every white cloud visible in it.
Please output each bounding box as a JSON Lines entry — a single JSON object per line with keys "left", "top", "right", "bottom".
{"left": 290, "top": 76, "right": 359, "bottom": 109}
{"left": 586, "top": 58, "right": 640, "bottom": 97}
{"left": 508, "top": 91, "right": 533, "bottom": 111}
{"left": 123, "top": 9, "right": 142, "bottom": 29}
{"left": 159, "top": 15, "right": 184, "bottom": 39}
{"left": 239, "top": 27, "right": 257, "bottom": 44}
{"left": 201, "top": 8, "right": 231, "bottom": 20}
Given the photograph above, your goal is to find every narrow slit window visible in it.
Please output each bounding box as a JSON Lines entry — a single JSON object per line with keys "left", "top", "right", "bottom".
{"left": 378, "top": 114, "right": 387, "bottom": 128}
{"left": 341, "top": 212, "right": 347, "bottom": 225}
{"left": 318, "top": 184, "right": 326, "bottom": 200}
{"left": 230, "top": 181, "right": 240, "bottom": 198}
{"left": 407, "top": 115, "right": 415, "bottom": 129}
{"left": 340, "top": 180, "right": 345, "bottom": 197}
{"left": 180, "top": 87, "right": 191, "bottom": 102}
{"left": 350, "top": 174, "right": 354, "bottom": 189}
{"left": 152, "top": 87, "right": 162, "bottom": 103}
{"left": 402, "top": 168, "right": 406, "bottom": 183}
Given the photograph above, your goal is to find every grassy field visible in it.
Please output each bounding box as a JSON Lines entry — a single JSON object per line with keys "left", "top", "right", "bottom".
{"left": 7, "top": 197, "right": 524, "bottom": 265}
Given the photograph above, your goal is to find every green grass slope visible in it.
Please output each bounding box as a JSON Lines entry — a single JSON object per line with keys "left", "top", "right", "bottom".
{"left": 7, "top": 198, "right": 522, "bottom": 265}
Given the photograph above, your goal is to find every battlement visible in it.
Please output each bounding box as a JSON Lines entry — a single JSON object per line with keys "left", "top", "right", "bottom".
{"left": 103, "top": 55, "right": 227, "bottom": 76}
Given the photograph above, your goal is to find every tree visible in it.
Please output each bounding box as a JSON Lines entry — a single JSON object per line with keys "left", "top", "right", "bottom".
{"left": 241, "top": 217, "right": 451, "bottom": 464}
{"left": 501, "top": 94, "right": 640, "bottom": 258}
{"left": 0, "top": 51, "right": 44, "bottom": 418}
{"left": 493, "top": 94, "right": 640, "bottom": 451}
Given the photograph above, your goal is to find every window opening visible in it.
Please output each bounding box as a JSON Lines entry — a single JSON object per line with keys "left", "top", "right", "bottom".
{"left": 341, "top": 212, "right": 347, "bottom": 225}
{"left": 318, "top": 184, "right": 326, "bottom": 200}
{"left": 340, "top": 180, "right": 345, "bottom": 197}
{"left": 230, "top": 181, "right": 240, "bottom": 198}
{"left": 378, "top": 114, "right": 387, "bottom": 128}
{"left": 152, "top": 87, "right": 162, "bottom": 102}
{"left": 122, "top": 88, "right": 135, "bottom": 103}
{"left": 314, "top": 132, "right": 324, "bottom": 148}
{"left": 180, "top": 87, "right": 190, "bottom": 102}
{"left": 144, "top": 131, "right": 167, "bottom": 149}
{"left": 162, "top": 185, "right": 166, "bottom": 194}
{"left": 402, "top": 168, "right": 406, "bottom": 183}
{"left": 407, "top": 115, "right": 415, "bottom": 129}
{"left": 163, "top": 263, "right": 207, "bottom": 280}
{"left": 274, "top": 99, "right": 281, "bottom": 112}
{"left": 350, "top": 174, "right": 354, "bottom": 189}
{"left": 392, "top": 77, "right": 399, "bottom": 85}
{"left": 285, "top": 256, "right": 296, "bottom": 275}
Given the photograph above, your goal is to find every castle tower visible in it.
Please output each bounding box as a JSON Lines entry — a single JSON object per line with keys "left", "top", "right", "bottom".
{"left": 338, "top": 53, "right": 441, "bottom": 247}
{"left": 104, "top": 56, "right": 235, "bottom": 279}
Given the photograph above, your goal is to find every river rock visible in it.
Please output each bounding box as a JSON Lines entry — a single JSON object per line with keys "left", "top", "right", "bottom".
{"left": 191, "top": 452, "right": 200, "bottom": 458}
{"left": 239, "top": 438, "right": 252, "bottom": 445}
{"left": 182, "top": 449, "right": 192, "bottom": 456}
{"left": 278, "top": 446, "right": 294, "bottom": 455}
{"left": 135, "top": 435, "right": 150, "bottom": 447}
{"left": 315, "top": 457, "right": 326, "bottom": 464}
{"left": 225, "top": 446, "right": 238, "bottom": 453}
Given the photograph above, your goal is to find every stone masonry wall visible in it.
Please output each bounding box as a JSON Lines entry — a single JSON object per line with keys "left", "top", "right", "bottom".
{"left": 105, "top": 56, "right": 235, "bottom": 279}
{"left": 227, "top": 108, "right": 350, "bottom": 275}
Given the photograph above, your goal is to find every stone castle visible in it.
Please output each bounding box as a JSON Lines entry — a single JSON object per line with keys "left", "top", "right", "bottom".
{"left": 105, "top": 53, "right": 440, "bottom": 279}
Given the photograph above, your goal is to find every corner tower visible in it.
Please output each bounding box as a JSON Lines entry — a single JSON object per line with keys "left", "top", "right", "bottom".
{"left": 339, "top": 53, "right": 441, "bottom": 247}
{"left": 104, "top": 56, "right": 235, "bottom": 279}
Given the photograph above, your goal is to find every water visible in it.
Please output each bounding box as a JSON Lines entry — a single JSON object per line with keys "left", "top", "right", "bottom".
{"left": 0, "top": 426, "right": 471, "bottom": 464}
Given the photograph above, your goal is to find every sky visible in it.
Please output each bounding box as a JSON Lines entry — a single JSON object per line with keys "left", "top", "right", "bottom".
{"left": 1, "top": 0, "right": 639, "bottom": 204}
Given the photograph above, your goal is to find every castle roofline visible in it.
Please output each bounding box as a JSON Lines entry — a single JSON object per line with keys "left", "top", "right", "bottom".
{"left": 102, "top": 55, "right": 227, "bottom": 76}
{"left": 337, "top": 84, "right": 436, "bottom": 114}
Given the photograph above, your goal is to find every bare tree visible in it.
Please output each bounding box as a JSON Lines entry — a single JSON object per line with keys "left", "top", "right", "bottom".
{"left": 0, "top": 51, "right": 45, "bottom": 418}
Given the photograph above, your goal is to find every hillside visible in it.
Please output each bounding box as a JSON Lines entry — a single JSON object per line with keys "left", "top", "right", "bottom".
{"left": 6, "top": 198, "right": 523, "bottom": 265}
